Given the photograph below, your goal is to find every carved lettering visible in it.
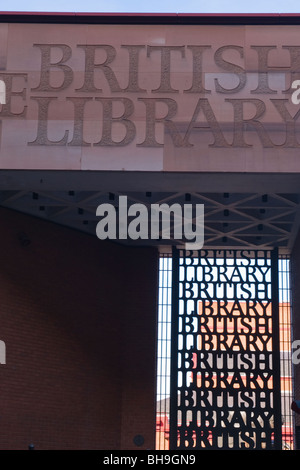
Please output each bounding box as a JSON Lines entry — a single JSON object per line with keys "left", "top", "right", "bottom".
{"left": 214, "top": 45, "right": 246, "bottom": 94}
{"left": 0, "top": 73, "right": 27, "bottom": 117}
{"left": 250, "top": 46, "right": 278, "bottom": 94}
{"left": 282, "top": 46, "right": 300, "bottom": 93}
{"left": 121, "top": 45, "right": 147, "bottom": 93}
{"left": 137, "top": 98, "right": 184, "bottom": 147}
{"left": 5, "top": 41, "right": 300, "bottom": 150}
{"left": 147, "top": 45, "right": 185, "bottom": 93}
{"left": 182, "top": 98, "right": 231, "bottom": 148}
{"left": 226, "top": 99, "right": 275, "bottom": 148}
{"left": 28, "top": 97, "right": 69, "bottom": 146}
{"left": 31, "top": 44, "right": 73, "bottom": 92}
{"left": 250, "top": 45, "right": 300, "bottom": 94}
{"left": 76, "top": 45, "right": 123, "bottom": 93}
{"left": 67, "top": 97, "right": 92, "bottom": 146}
{"left": 184, "top": 45, "right": 211, "bottom": 94}
{"left": 271, "top": 98, "right": 300, "bottom": 147}
{"left": 95, "top": 97, "right": 136, "bottom": 146}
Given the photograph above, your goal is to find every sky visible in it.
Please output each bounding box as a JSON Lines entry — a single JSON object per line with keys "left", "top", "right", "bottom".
{"left": 0, "top": 0, "right": 300, "bottom": 14}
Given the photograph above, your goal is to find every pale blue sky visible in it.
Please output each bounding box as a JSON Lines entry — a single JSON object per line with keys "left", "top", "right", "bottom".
{"left": 0, "top": 0, "right": 300, "bottom": 13}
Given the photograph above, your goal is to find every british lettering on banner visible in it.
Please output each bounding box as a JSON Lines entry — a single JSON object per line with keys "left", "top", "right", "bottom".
{"left": 170, "top": 249, "right": 281, "bottom": 449}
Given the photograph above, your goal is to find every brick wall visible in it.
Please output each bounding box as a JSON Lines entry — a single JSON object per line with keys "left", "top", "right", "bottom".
{"left": 119, "top": 249, "right": 158, "bottom": 450}
{"left": 0, "top": 207, "right": 158, "bottom": 450}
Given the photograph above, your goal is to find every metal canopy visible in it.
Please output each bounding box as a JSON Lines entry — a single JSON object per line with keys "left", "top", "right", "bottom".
{"left": 0, "top": 170, "right": 299, "bottom": 252}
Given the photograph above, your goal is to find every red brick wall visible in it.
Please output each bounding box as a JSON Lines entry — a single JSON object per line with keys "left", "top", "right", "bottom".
{"left": 119, "top": 248, "right": 158, "bottom": 450}
{"left": 0, "top": 207, "right": 158, "bottom": 450}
